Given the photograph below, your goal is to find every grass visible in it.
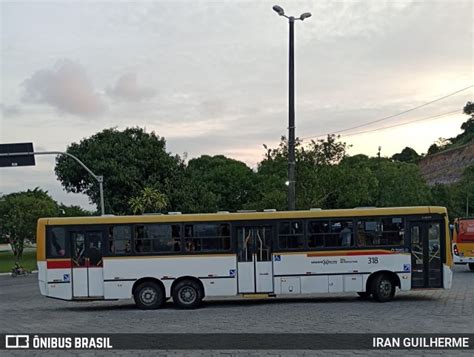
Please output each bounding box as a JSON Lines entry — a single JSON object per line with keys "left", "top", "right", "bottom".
{"left": 0, "top": 250, "right": 37, "bottom": 273}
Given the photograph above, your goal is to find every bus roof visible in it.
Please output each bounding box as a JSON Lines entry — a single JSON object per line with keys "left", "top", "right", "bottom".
{"left": 38, "top": 206, "right": 447, "bottom": 226}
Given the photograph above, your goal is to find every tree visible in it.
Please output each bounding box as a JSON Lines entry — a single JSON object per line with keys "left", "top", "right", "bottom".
{"left": 451, "top": 101, "right": 474, "bottom": 145}
{"left": 253, "top": 135, "right": 353, "bottom": 210}
{"left": 430, "top": 184, "right": 458, "bottom": 220}
{"left": 427, "top": 138, "right": 451, "bottom": 155}
{"left": 129, "top": 187, "right": 168, "bottom": 214}
{"left": 55, "top": 127, "right": 183, "bottom": 214}
{"left": 454, "top": 165, "right": 474, "bottom": 217}
{"left": 463, "top": 101, "right": 474, "bottom": 116}
{"left": 371, "top": 159, "right": 431, "bottom": 207}
{"left": 58, "top": 204, "right": 93, "bottom": 216}
{"left": 0, "top": 188, "right": 59, "bottom": 260}
{"left": 178, "top": 155, "right": 257, "bottom": 213}
{"left": 426, "top": 102, "right": 473, "bottom": 154}
{"left": 391, "top": 147, "right": 420, "bottom": 163}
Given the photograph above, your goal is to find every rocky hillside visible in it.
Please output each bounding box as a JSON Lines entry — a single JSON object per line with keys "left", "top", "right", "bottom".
{"left": 418, "top": 141, "right": 474, "bottom": 185}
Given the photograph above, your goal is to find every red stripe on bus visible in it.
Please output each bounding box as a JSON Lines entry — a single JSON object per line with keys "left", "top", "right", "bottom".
{"left": 47, "top": 260, "right": 72, "bottom": 269}
{"left": 346, "top": 251, "right": 396, "bottom": 256}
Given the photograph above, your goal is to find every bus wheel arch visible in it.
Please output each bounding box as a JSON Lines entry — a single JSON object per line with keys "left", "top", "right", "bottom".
{"left": 171, "top": 276, "right": 204, "bottom": 309}
{"left": 132, "top": 277, "right": 166, "bottom": 309}
{"left": 366, "top": 271, "right": 400, "bottom": 302}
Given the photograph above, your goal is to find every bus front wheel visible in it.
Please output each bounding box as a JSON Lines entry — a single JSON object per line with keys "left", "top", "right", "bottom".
{"left": 469, "top": 263, "right": 474, "bottom": 271}
{"left": 133, "top": 281, "right": 165, "bottom": 309}
{"left": 371, "top": 274, "right": 395, "bottom": 302}
{"left": 172, "top": 280, "right": 203, "bottom": 309}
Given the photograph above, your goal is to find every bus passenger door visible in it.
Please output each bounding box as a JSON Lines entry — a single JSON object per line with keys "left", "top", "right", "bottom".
{"left": 410, "top": 221, "right": 443, "bottom": 289}
{"left": 71, "top": 230, "right": 105, "bottom": 298}
{"left": 236, "top": 226, "right": 273, "bottom": 293}
{"left": 86, "top": 231, "right": 105, "bottom": 297}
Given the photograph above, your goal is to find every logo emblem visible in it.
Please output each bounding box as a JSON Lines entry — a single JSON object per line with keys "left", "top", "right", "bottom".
{"left": 229, "top": 269, "right": 236, "bottom": 277}
{"left": 274, "top": 255, "right": 281, "bottom": 261}
{"left": 403, "top": 264, "right": 411, "bottom": 272}
{"left": 63, "top": 273, "right": 70, "bottom": 282}
{"left": 5, "top": 335, "right": 29, "bottom": 349}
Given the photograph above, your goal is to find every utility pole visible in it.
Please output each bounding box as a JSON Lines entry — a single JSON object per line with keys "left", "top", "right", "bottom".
{"left": 273, "top": 5, "right": 311, "bottom": 211}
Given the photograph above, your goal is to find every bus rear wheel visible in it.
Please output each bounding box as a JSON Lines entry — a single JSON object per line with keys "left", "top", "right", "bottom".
{"left": 469, "top": 263, "right": 474, "bottom": 271}
{"left": 134, "top": 281, "right": 165, "bottom": 310}
{"left": 371, "top": 274, "right": 395, "bottom": 302}
{"left": 172, "top": 280, "right": 203, "bottom": 309}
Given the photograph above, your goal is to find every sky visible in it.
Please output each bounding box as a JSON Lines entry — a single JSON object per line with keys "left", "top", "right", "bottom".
{"left": 0, "top": 0, "right": 473, "bottom": 211}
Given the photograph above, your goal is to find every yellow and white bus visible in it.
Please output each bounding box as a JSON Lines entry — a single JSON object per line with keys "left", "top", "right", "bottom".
{"left": 452, "top": 217, "right": 474, "bottom": 270}
{"left": 37, "top": 206, "right": 452, "bottom": 309}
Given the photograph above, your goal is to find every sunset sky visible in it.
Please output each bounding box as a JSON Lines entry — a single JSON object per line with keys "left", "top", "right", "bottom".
{"left": 1, "top": 0, "right": 472, "bottom": 210}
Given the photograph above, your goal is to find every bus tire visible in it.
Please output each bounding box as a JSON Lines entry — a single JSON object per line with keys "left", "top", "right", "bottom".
{"left": 371, "top": 274, "right": 395, "bottom": 302}
{"left": 133, "top": 281, "right": 165, "bottom": 310}
{"left": 172, "top": 280, "right": 202, "bottom": 309}
{"left": 357, "top": 291, "right": 371, "bottom": 299}
{"left": 469, "top": 263, "right": 474, "bottom": 271}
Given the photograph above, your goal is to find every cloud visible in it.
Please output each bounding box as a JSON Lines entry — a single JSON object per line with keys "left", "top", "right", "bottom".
{"left": 106, "top": 73, "right": 156, "bottom": 101}
{"left": 0, "top": 104, "right": 21, "bottom": 117}
{"left": 21, "top": 59, "right": 106, "bottom": 117}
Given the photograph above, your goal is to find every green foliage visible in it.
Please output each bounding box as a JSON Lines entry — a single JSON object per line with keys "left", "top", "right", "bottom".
{"left": 251, "top": 135, "right": 431, "bottom": 210}
{"left": 427, "top": 138, "right": 451, "bottom": 155}
{"left": 178, "top": 155, "right": 257, "bottom": 212}
{"left": 374, "top": 159, "right": 431, "bottom": 207}
{"left": 58, "top": 204, "right": 93, "bottom": 217}
{"left": 54, "top": 127, "right": 182, "bottom": 214}
{"left": 391, "top": 147, "right": 420, "bottom": 163}
{"left": 129, "top": 187, "right": 168, "bottom": 214}
{"left": 430, "top": 165, "right": 474, "bottom": 219}
{"left": 454, "top": 165, "right": 474, "bottom": 217}
{"left": 0, "top": 188, "right": 59, "bottom": 260}
{"left": 463, "top": 101, "right": 474, "bottom": 116}
{"left": 256, "top": 135, "right": 369, "bottom": 210}
{"left": 0, "top": 250, "right": 37, "bottom": 273}
{"left": 453, "top": 105, "right": 474, "bottom": 145}
{"left": 426, "top": 102, "right": 473, "bottom": 155}
{"left": 46, "top": 112, "right": 468, "bottom": 218}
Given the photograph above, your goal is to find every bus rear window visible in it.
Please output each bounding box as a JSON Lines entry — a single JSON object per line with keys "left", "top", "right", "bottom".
{"left": 47, "top": 227, "right": 69, "bottom": 258}
{"left": 458, "top": 220, "right": 474, "bottom": 243}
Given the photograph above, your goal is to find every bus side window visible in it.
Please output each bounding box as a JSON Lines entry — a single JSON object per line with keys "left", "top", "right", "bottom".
{"left": 184, "top": 223, "right": 230, "bottom": 252}
{"left": 48, "top": 227, "right": 68, "bottom": 258}
{"left": 109, "top": 226, "right": 132, "bottom": 255}
{"left": 278, "top": 221, "right": 304, "bottom": 250}
{"left": 357, "top": 217, "right": 404, "bottom": 247}
{"left": 307, "top": 221, "right": 330, "bottom": 248}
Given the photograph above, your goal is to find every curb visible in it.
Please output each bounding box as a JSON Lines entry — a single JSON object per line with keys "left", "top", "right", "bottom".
{"left": 0, "top": 270, "right": 38, "bottom": 276}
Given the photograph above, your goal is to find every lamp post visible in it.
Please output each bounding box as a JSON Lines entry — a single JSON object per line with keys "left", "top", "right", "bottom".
{"left": 273, "top": 5, "right": 311, "bottom": 211}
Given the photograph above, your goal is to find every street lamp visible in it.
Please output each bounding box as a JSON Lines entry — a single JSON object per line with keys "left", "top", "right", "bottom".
{"left": 273, "top": 5, "right": 311, "bottom": 211}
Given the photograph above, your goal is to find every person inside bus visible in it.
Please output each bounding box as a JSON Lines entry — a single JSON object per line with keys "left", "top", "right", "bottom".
{"left": 171, "top": 225, "right": 181, "bottom": 252}
{"left": 185, "top": 239, "right": 196, "bottom": 252}
{"left": 135, "top": 240, "right": 144, "bottom": 253}
{"left": 51, "top": 236, "right": 65, "bottom": 257}
{"left": 165, "top": 238, "right": 181, "bottom": 252}
{"left": 74, "top": 240, "right": 85, "bottom": 266}
{"left": 356, "top": 223, "right": 367, "bottom": 246}
{"left": 340, "top": 223, "right": 352, "bottom": 247}
{"left": 88, "top": 241, "right": 101, "bottom": 266}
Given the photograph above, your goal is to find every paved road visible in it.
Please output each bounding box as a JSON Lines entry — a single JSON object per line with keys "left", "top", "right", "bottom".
{"left": 0, "top": 265, "right": 473, "bottom": 356}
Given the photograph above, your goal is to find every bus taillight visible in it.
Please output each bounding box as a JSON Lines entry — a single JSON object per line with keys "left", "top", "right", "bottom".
{"left": 453, "top": 244, "right": 459, "bottom": 256}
